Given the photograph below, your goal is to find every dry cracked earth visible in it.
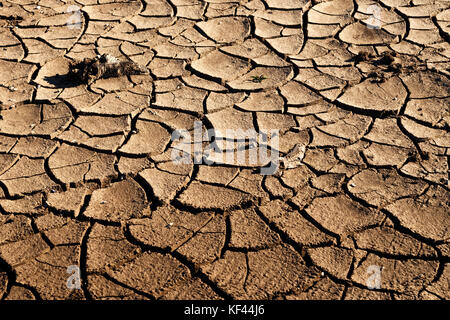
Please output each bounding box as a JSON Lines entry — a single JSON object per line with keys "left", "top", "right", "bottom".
{"left": 0, "top": 0, "right": 449, "bottom": 301}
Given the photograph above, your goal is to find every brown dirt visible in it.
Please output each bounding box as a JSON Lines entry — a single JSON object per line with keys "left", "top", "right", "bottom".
{"left": 0, "top": 0, "right": 449, "bottom": 300}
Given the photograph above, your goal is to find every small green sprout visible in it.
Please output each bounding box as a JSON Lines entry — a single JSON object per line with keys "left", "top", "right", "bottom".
{"left": 249, "top": 75, "right": 267, "bottom": 83}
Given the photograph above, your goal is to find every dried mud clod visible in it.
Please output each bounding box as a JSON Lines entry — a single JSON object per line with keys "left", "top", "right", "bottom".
{"left": 69, "top": 54, "right": 149, "bottom": 84}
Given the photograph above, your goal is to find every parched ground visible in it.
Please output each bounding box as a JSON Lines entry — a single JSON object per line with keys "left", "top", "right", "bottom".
{"left": 0, "top": 0, "right": 449, "bottom": 300}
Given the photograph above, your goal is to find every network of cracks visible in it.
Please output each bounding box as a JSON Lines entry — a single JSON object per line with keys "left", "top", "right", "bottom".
{"left": 0, "top": 0, "right": 449, "bottom": 300}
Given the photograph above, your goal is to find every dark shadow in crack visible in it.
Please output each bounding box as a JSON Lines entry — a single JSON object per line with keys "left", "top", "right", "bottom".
{"left": 43, "top": 74, "right": 83, "bottom": 88}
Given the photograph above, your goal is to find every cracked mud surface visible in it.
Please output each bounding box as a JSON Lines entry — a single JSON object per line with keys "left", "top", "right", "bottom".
{"left": 0, "top": 0, "right": 449, "bottom": 300}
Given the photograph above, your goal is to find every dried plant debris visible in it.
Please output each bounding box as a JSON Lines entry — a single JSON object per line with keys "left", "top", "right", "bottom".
{"left": 348, "top": 51, "right": 375, "bottom": 64}
{"left": 0, "top": 14, "right": 23, "bottom": 27}
{"left": 69, "top": 54, "right": 149, "bottom": 84}
{"left": 367, "top": 71, "right": 386, "bottom": 83}
{"left": 372, "top": 52, "right": 396, "bottom": 66}
{"left": 353, "top": 51, "right": 426, "bottom": 83}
